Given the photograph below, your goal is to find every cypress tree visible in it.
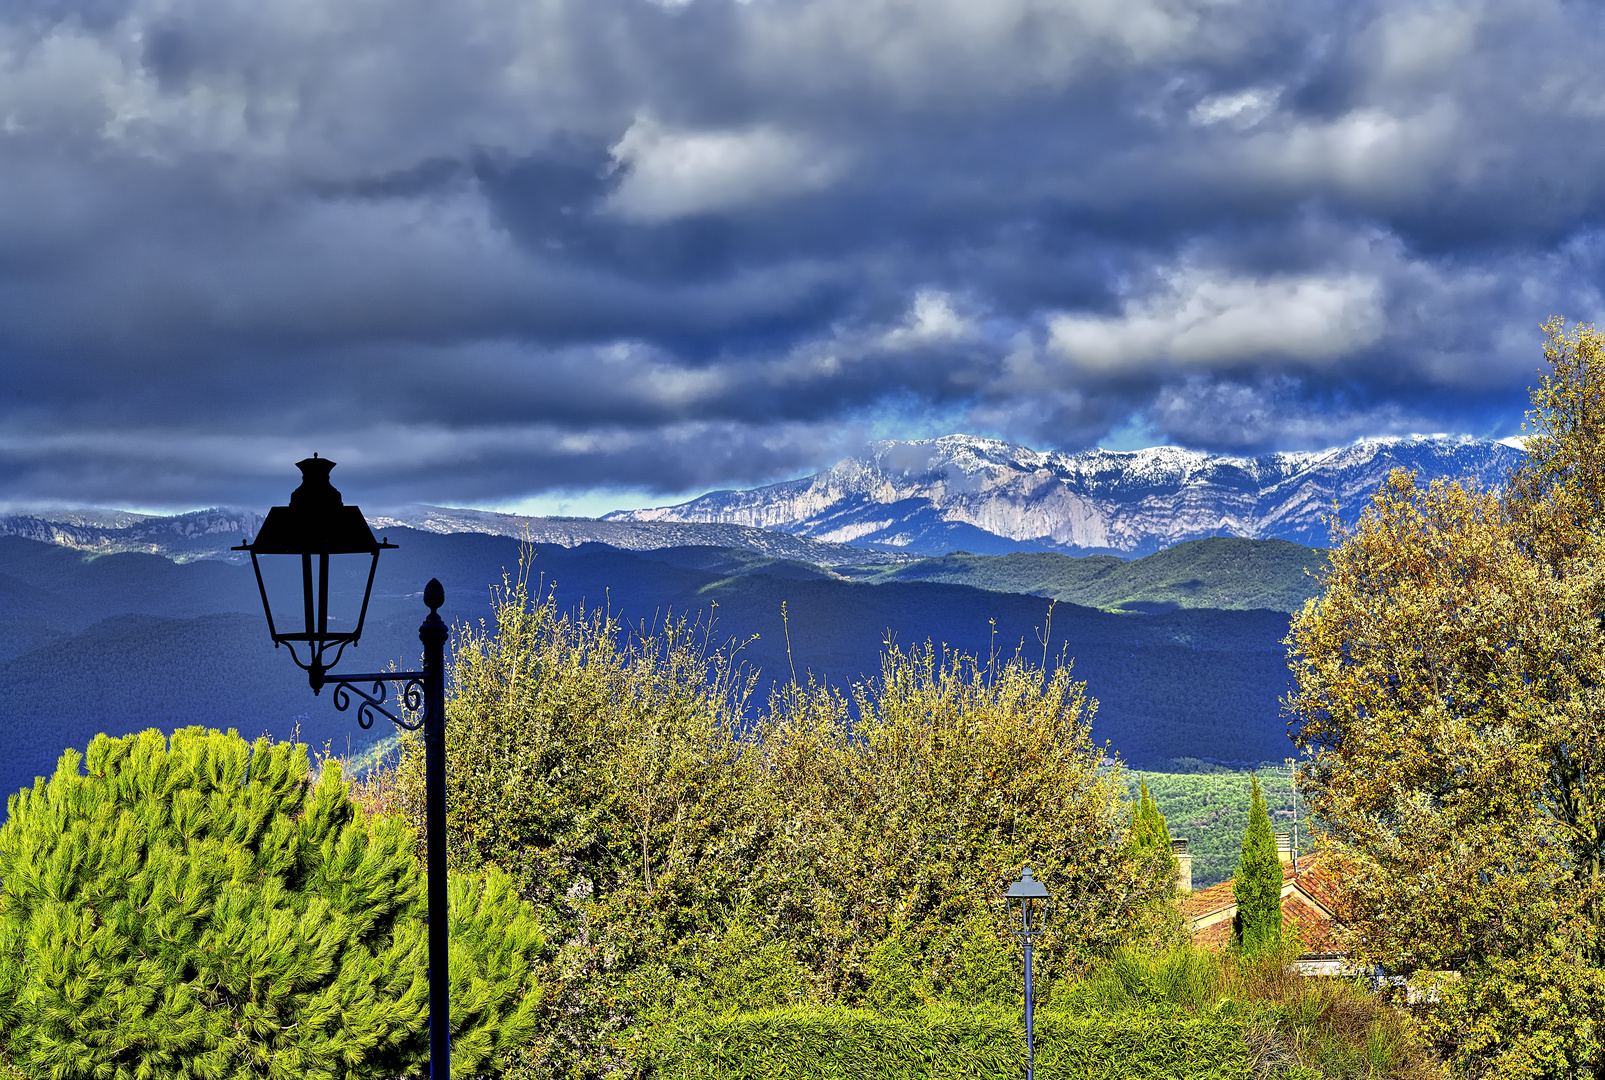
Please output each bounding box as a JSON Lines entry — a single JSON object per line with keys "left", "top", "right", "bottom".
{"left": 0, "top": 727, "right": 543, "bottom": 1079}
{"left": 1232, "top": 773, "right": 1283, "bottom": 953}
{"left": 1126, "top": 778, "right": 1178, "bottom": 891}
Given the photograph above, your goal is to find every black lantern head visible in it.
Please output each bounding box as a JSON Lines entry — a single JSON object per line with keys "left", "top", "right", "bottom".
{"left": 1006, "top": 866, "right": 1051, "bottom": 939}
{"left": 234, "top": 455, "right": 397, "bottom": 691}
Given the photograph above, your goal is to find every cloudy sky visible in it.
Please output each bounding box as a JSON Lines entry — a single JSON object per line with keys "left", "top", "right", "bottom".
{"left": 1, "top": 0, "right": 1601, "bottom": 515}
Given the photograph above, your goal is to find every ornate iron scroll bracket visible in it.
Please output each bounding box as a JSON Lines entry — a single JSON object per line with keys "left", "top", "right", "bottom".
{"left": 328, "top": 672, "right": 428, "bottom": 731}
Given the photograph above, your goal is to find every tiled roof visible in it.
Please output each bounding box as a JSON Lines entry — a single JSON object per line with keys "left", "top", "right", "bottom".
{"left": 1180, "top": 877, "right": 1239, "bottom": 921}
{"left": 1181, "top": 855, "right": 1344, "bottom": 954}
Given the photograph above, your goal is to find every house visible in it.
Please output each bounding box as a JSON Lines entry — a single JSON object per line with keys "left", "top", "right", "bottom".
{"left": 1176, "top": 833, "right": 1345, "bottom": 970}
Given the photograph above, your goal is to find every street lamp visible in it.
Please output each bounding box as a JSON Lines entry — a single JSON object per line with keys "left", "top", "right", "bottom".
{"left": 1006, "top": 866, "right": 1051, "bottom": 1080}
{"left": 235, "top": 455, "right": 452, "bottom": 1079}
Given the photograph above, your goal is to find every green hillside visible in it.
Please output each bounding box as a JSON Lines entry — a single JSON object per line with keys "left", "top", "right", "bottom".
{"left": 845, "top": 536, "right": 1326, "bottom": 613}
{"left": 0, "top": 532, "right": 1303, "bottom": 815}
{"left": 1128, "top": 769, "right": 1304, "bottom": 890}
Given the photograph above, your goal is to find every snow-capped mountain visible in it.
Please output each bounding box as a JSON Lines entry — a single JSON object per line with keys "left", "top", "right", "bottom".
{"left": 366, "top": 506, "right": 909, "bottom": 565}
{"left": 605, "top": 435, "right": 1525, "bottom": 557}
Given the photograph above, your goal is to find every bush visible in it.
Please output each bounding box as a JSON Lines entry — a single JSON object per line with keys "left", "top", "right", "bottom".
{"left": 1058, "top": 945, "right": 1440, "bottom": 1080}
{"left": 0, "top": 727, "right": 544, "bottom": 1079}
{"left": 939, "top": 912, "right": 1017, "bottom": 1009}
{"left": 1427, "top": 948, "right": 1605, "bottom": 1080}
{"left": 384, "top": 555, "right": 1176, "bottom": 1078}
{"left": 648, "top": 1004, "right": 1255, "bottom": 1080}
{"left": 862, "top": 925, "right": 932, "bottom": 1013}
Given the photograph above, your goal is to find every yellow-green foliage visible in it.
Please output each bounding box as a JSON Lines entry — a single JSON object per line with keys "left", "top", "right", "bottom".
{"left": 382, "top": 556, "right": 1176, "bottom": 1078}
{"left": 755, "top": 643, "right": 1171, "bottom": 998}
{"left": 1286, "top": 320, "right": 1605, "bottom": 1077}
{"left": 0, "top": 727, "right": 546, "bottom": 1080}
{"left": 1059, "top": 946, "right": 1436, "bottom": 1079}
{"left": 648, "top": 1004, "right": 1257, "bottom": 1080}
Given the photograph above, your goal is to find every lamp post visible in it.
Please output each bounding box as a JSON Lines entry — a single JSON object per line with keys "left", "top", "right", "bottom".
{"left": 235, "top": 455, "right": 451, "bottom": 1079}
{"left": 1006, "top": 866, "right": 1050, "bottom": 1080}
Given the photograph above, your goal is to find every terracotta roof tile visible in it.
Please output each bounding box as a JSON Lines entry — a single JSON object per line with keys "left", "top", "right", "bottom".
{"left": 1180, "top": 878, "right": 1238, "bottom": 920}
{"left": 1181, "top": 855, "right": 1344, "bottom": 954}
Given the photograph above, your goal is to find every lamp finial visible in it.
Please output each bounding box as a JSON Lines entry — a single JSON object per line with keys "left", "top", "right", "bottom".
{"left": 290, "top": 455, "right": 342, "bottom": 510}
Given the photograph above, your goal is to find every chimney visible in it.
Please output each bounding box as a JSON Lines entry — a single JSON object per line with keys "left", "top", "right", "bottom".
{"left": 1172, "top": 837, "right": 1192, "bottom": 893}
{"left": 1276, "top": 830, "right": 1293, "bottom": 868}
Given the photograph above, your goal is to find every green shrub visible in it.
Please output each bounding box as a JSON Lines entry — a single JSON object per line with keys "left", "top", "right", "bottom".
{"left": 648, "top": 1004, "right": 1255, "bottom": 1080}
{"left": 1035, "top": 1007, "right": 1254, "bottom": 1080}
{"left": 660, "top": 910, "right": 812, "bottom": 1018}
{"left": 938, "top": 912, "right": 1017, "bottom": 1009}
{"left": 1064, "top": 946, "right": 1223, "bottom": 1015}
{"left": 388, "top": 555, "right": 1177, "bottom": 1078}
{"left": 863, "top": 925, "right": 932, "bottom": 1013}
{"left": 0, "top": 727, "right": 543, "bottom": 1079}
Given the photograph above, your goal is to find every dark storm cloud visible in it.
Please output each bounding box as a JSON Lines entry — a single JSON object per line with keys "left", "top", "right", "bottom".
{"left": 1, "top": 0, "right": 1602, "bottom": 510}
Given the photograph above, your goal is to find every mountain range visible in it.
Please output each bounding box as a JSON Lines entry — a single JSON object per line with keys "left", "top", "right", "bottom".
{"left": 0, "top": 432, "right": 1524, "bottom": 813}
{"left": 1, "top": 434, "right": 1521, "bottom": 565}
{"left": 0, "top": 505, "right": 905, "bottom": 566}
{"left": 605, "top": 433, "right": 1524, "bottom": 557}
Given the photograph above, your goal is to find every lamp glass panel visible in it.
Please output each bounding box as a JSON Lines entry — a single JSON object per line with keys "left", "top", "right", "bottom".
{"left": 321, "top": 551, "right": 379, "bottom": 636}
{"left": 254, "top": 551, "right": 377, "bottom": 640}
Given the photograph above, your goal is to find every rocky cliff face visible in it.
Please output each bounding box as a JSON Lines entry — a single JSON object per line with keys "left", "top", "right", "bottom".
{"left": 606, "top": 434, "right": 1524, "bottom": 556}
{"left": 0, "top": 508, "right": 264, "bottom": 561}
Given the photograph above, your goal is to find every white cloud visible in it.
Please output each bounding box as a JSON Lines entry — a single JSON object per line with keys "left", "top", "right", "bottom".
{"left": 1370, "top": 1, "right": 1483, "bottom": 84}
{"left": 1048, "top": 268, "right": 1386, "bottom": 370}
{"left": 1233, "top": 102, "right": 1462, "bottom": 200}
{"left": 881, "top": 290, "right": 974, "bottom": 349}
{"left": 603, "top": 115, "right": 845, "bottom": 222}
{"left": 1189, "top": 87, "right": 1279, "bottom": 129}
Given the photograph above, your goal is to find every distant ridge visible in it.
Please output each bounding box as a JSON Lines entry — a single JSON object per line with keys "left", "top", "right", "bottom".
{"left": 0, "top": 505, "right": 911, "bottom": 566}
{"left": 0, "top": 508, "right": 264, "bottom": 562}
{"left": 2, "top": 434, "right": 1522, "bottom": 564}
{"left": 606, "top": 434, "right": 1524, "bottom": 557}
{"left": 367, "top": 506, "right": 912, "bottom": 566}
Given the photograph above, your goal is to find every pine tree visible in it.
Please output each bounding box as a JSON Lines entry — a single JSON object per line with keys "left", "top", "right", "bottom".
{"left": 0, "top": 727, "right": 543, "bottom": 1079}
{"left": 1231, "top": 773, "right": 1282, "bottom": 953}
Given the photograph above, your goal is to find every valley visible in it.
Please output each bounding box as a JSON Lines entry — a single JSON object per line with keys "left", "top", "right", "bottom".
{"left": 0, "top": 529, "right": 1312, "bottom": 817}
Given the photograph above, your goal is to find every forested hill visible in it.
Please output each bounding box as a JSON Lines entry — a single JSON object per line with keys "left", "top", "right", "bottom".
{"left": 0, "top": 531, "right": 1302, "bottom": 815}
{"left": 845, "top": 536, "right": 1324, "bottom": 613}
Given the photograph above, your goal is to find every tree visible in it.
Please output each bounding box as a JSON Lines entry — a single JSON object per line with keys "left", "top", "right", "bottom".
{"left": 1286, "top": 319, "right": 1605, "bottom": 1077}
{"left": 398, "top": 558, "right": 761, "bottom": 1078}
{"left": 1231, "top": 774, "right": 1281, "bottom": 954}
{"left": 0, "top": 727, "right": 543, "bottom": 1079}
{"left": 1127, "top": 778, "right": 1179, "bottom": 893}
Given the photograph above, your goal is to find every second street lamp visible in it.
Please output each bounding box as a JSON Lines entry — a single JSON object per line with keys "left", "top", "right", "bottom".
{"left": 235, "top": 455, "right": 452, "bottom": 1079}
{"left": 1007, "top": 866, "right": 1051, "bottom": 1080}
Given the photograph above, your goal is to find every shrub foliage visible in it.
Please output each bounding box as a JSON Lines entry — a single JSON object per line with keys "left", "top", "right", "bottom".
{"left": 0, "top": 727, "right": 543, "bottom": 1079}
{"left": 648, "top": 1004, "right": 1257, "bottom": 1080}
{"left": 381, "top": 560, "right": 1178, "bottom": 1077}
